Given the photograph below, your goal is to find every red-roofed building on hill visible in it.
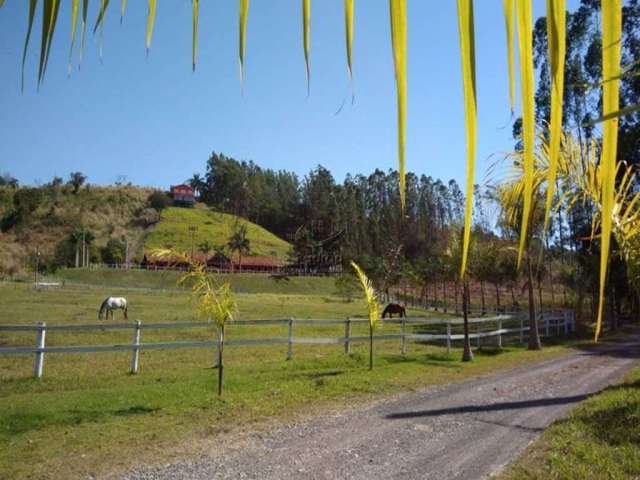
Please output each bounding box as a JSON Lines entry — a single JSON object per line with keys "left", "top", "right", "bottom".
{"left": 170, "top": 184, "right": 195, "bottom": 206}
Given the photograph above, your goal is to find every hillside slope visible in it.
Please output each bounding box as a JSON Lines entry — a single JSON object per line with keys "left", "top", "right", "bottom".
{"left": 144, "top": 206, "right": 291, "bottom": 261}
{"left": 0, "top": 185, "right": 153, "bottom": 274}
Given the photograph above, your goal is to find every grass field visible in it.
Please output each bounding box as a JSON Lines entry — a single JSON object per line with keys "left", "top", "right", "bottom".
{"left": 500, "top": 364, "right": 640, "bottom": 479}
{"left": 0, "top": 274, "right": 581, "bottom": 479}
{"left": 53, "top": 267, "right": 339, "bottom": 295}
{"left": 145, "top": 207, "right": 291, "bottom": 261}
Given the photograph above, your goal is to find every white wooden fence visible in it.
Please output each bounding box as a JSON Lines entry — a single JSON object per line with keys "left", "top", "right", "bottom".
{"left": 0, "top": 310, "right": 575, "bottom": 379}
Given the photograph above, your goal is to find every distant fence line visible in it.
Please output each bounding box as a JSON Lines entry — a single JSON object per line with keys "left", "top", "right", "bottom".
{"left": 79, "top": 263, "right": 342, "bottom": 276}
{"left": 0, "top": 310, "right": 575, "bottom": 379}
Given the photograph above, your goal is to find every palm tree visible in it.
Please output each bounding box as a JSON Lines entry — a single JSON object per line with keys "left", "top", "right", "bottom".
{"left": 188, "top": 173, "right": 205, "bottom": 200}
{"left": 227, "top": 224, "right": 251, "bottom": 272}
{"left": 351, "top": 261, "right": 381, "bottom": 370}
{"left": 69, "top": 228, "right": 83, "bottom": 268}
{"left": 68, "top": 172, "right": 87, "bottom": 194}
{"left": 153, "top": 249, "right": 237, "bottom": 395}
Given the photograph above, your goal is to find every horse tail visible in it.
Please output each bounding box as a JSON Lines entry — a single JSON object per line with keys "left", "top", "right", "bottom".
{"left": 401, "top": 306, "right": 406, "bottom": 317}
{"left": 382, "top": 305, "right": 389, "bottom": 318}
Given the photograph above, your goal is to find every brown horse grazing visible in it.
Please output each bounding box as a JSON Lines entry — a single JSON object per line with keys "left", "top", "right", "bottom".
{"left": 382, "top": 303, "right": 406, "bottom": 318}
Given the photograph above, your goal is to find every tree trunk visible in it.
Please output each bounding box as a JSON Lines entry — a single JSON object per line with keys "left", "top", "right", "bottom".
{"left": 527, "top": 255, "right": 541, "bottom": 350}
{"left": 442, "top": 281, "right": 447, "bottom": 313}
{"left": 480, "top": 280, "right": 486, "bottom": 315}
{"left": 537, "top": 275, "right": 543, "bottom": 312}
{"left": 494, "top": 283, "right": 501, "bottom": 309}
{"left": 75, "top": 243, "right": 79, "bottom": 268}
{"left": 462, "top": 281, "right": 473, "bottom": 362}
{"left": 434, "top": 281, "right": 439, "bottom": 311}
{"left": 549, "top": 268, "right": 555, "bottom": 306}
{"left": 455, "top": 281, "right": 460, "bottom": 314}
{"left": 217, "top": 325, "right": 225, "bottom": 395}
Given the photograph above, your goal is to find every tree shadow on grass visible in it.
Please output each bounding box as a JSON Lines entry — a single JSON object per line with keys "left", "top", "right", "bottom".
{"left": 114, "top": 405, "right": 160, "bottom": 416}
{"left": 556, "top": 378, "right": 640, "bottom": 447}
{"left": 1, "top": 405, "right": 162, "bottom": 437}
{"left": 383, "top": 352, "right": 459, "bottom": 368}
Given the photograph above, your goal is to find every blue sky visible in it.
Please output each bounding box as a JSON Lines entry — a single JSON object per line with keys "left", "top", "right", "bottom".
{"left": 0, "top": 1, "right": 580, "bottom": 189}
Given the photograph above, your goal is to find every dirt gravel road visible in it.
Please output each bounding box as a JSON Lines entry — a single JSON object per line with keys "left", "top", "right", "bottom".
{"left": 125, "top": 339, "right": 639, "bottom": 480}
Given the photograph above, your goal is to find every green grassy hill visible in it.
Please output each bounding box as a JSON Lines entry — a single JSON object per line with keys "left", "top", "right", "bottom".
{"left": 145, "top": 206, "right": 291, "bottom": 261}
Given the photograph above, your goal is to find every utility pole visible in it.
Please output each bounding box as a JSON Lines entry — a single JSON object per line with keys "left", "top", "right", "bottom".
{"left": 125, "top": 237, "right": 129, "bottom": 270}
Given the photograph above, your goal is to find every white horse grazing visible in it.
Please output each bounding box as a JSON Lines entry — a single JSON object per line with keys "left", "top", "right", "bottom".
{"left": 98, "top": 297, "right": 128, "bottom": 320}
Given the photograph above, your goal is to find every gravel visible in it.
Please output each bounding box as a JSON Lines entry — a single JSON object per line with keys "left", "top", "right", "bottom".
{"left": 123, "top": 338, "right": 639, "bottom": 480}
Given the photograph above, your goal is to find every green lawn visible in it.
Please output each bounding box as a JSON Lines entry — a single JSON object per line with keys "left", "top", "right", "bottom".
{"left": 53, "top": 267, "right": 339, "bottom": 295}
{"left": 0, "top": 279, "right": 580, "bottom": 479}
{"left": 500, "top": 365, "right": 640, "bottom": 480}
{"left": 145, "top": 206, "right": 291, "bottom": 260}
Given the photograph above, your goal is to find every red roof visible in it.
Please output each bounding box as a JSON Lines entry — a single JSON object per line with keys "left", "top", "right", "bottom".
{"left": 171, "top": 184, "right": 193, "bottom": 193}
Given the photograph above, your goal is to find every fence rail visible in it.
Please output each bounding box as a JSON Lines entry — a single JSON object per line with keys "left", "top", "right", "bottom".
{"left": 0, "top": 310, "right": 575, "bottom": 378}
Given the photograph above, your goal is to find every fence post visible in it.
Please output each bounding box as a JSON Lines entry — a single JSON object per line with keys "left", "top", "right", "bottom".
{"left": 130, "top": 320, "right": 141, "bottom": 374}
{"left": 344, "top": 318, "right": 351, "bottom": 354}
{"left": 287, "top": 318, "right": 293, "bottom": 360}
{"left": 401, "top": 316, "right": 407, "bottom": 356}
{"left": 497, "top": 318, "right": 502, "bottom": 348}
{"left": 33, "top": 322, "right": 46, "bottom": 379}
{"left": 446, "top": 320, "right": 451, "bottom": 354}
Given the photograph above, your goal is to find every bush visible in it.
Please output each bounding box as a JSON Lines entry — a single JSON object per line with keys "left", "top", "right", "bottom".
{"left": 134, "top": 207, "right": 160, "bottom": 227}
{"left": 13, "top": 187, "right": 42, "bottom": 215}
{"left": 148, "top": 190, "right": 172, "bottom": 211}
{"left": 101, "top": 238, "right": 126, "bottom": 265}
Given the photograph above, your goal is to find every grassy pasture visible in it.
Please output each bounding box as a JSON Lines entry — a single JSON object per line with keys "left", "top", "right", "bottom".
{"left": 54, "top": 267, "right": 339, "bottom": 295}
{"left": 0, "top": 275, "right": 579, "bottom": 479}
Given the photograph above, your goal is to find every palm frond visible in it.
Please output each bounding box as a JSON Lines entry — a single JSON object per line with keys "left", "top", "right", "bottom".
{"left": 389, "top": 0, "right": 407, "bottom": 211}
{"left": 456, "top": 0, "right": 477, "bottom": 280}
{"left": 192, "top": 0, "right": 199, "bottom": 71}
{"left": 68, "top": 0, "right": 80, "bottom": 76}
{"left": 502, "top": 0, "right": 516, "bottom": 114}
{"left": 146, "top": 0, "right": 157, "bottom": 52}
{"left": 595, "top": 0, "right": 622, "bottom": 342}
{"left": 344, "top": 0, "right": 354, "bottom": 80}
{"left": 543, "top": 0, "right": 565, "bottom": 235}
{"left": 239, "top": 0, "right": 249, "bottom": 89}
{"left": 39, "top": 0, "right": 61, "bottom": 86}
{"left": 515, "top": 0, "right": 535, "bottom": 267}
{"left": 351, "top": 261, "right": 380, "bottom": 330}
{"left": 303, "top": 0, "right": 311, "bottom": 95}
{"left": 21, "top": 0, "right": 37, "bottom": 92}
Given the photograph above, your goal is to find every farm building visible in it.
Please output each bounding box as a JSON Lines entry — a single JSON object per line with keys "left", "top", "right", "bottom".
{"left": 170, "top": 184, "right": 195, "bottom": 206}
